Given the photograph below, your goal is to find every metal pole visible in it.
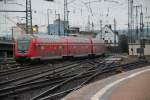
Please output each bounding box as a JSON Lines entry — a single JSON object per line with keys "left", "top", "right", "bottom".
{"left": 26, "top": 0, "right": 28, "bottom": 34}
{"left": 59, "top": 14, "right": 61, "bottom": 36}
{"left": 57, "top": 14, "right": 61, "bottom": 36}
{"left": 114, "top": 18, "right": 117, "bottom": 45}
{"left": 64, "top": 0, "right": 69, "bottom": 35}
{"left": 131, "top": 0, "right": 133, "bottom": 44}
{"left": 11, "top": 27, "right": 14, "bottom": 40}
{"left": 146, "top": 16, "right": 150, "bottom": 39}
{"left": 26, "top": 0, "right": 33, "bottom": 34}
{"left": 88, "top": 15, "right": 90, "bottom": 31}
{"left": 147, "top": 21, "right": 149, "bottom": 38}
{"left": 133, "top": 5, "right": 142, "bottom": 41}
{"left": 128, "top": 0, "right": 134, "bottom": 55}
{"left": 67, "top": 10, "right": 70, "bottom": 34}
{"left": 64, "top": 0, "right": 68, "bottom": 36}
{"left": 64, "top": 0, "right": 65, "bottom": 35}
{"left": 135, "top": 6, "right": 139, "bottom": 41}
{"left": 47, "top": 9, "right": 50, "bottom": 34}
{"left": 128, "top": 0, "right": 130, "bottom": 43}
{"left": 100, "top": 20, "right": 102, "bottom": 39}
{"left": 139, "top": 6, "right": 145, "bottom": 58}
{"left": 128, "top": 0, "right": 132, "bottom": 43}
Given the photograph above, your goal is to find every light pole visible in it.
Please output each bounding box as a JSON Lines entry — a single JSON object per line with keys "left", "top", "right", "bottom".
{"left": 45, "top": 0, "right": 54, "bottom": 35}
{"left": 139, "top": 6, "right": 145, "bottom": 59}
{"left": 57, "top": 14, "right": 61, "bottom": 36}
{"left": 133, "top": 5, "right": 142, "bottom": 41}
{"left": 11, "top": 27, "right": 14, "bottom": 40}
{"left": 100, "top": 20, "right": 103, "bottom": 39}
{"left": 47, "top": 9, "right": 52, "bottom": 35}
{"left": 114, "top": 18, "right": 117, "bottom": 45}
{"left": 64, "top": 0, "right": 68, "bottom": 36}
{"left": 146, "top": 16, "right": 150, "bottom": 38}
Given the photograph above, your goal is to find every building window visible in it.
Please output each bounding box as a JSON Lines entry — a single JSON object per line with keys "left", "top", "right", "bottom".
{"left": 105, "top": 31, "right": 108, "bottom": 33}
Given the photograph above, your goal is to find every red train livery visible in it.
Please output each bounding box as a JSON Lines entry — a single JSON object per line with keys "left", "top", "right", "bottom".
{"left": 14, "top": 34, "right": 105, "bottom": 62}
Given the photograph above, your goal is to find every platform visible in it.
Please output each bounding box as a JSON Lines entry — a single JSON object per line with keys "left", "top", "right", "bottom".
{"left": 63, "top": 66, "right": 150, "bottom": 100}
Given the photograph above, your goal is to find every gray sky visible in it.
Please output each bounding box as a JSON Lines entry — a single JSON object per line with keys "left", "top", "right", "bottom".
{"left": 0, "top": 0, "right": 149, "bottom": 34}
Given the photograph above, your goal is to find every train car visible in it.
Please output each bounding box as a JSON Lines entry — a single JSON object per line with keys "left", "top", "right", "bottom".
{"left": 14, "top": 34, "right": 105, "bottom": 63}
{"left": 92, "top": 38, "right": 105, "bottom": 56}
{"left": 15, "top": 35, "right": 66, "bottom": 62}
{"left": 66, "top": 36, "right": 92, "bottom": 57}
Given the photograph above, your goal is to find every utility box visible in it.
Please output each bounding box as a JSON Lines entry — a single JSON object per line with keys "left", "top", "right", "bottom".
{"left": 129, "top": 43, "right": 150, "bottom": 56}
{"left": 137, "top": 48, "right": 144, "bottom": 54}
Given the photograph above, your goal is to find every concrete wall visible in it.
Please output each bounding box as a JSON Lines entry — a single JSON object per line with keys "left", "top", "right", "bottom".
{"left": 129, "top": 43, "right": 150, "bottom": 56}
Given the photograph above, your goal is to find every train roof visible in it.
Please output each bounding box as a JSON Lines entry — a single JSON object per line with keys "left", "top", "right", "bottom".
{"left": 33, "top": 34, "right": 91, "bottom": 43}
{"left": 17, "top": 34, "right": 104, "bottom": 43}
{"left": 17, "top": 34, "right": 61, "bottom": 40}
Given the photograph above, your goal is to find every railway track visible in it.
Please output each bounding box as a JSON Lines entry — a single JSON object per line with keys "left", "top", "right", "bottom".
{"left": 0, "top": 58, "right": 104, "bottom": 99}
{"left": 0, "top": 61, "right": 82, "bottom": 87}
{"left": 0, "top": 61, "right": 19, "bottom": 72}
{"left": 0, "top": 61, "right": 16, "bottom": 65}
{"left": 0, "top": 59, "right": 67, "bottom": 76}
{"left": 0, "top": 64, "right": 43, "bottom": 76}
{"left": 0, "top": 56, "right": 148, "bottom": 100}
{"left": 31, "top": 61, "right": 114, "bottom": 100}
{"left": 31, "top": 60, "right": 149, "bottom": 100}
{"left": 0, "top": 60, "right": 65, "bottom": 76}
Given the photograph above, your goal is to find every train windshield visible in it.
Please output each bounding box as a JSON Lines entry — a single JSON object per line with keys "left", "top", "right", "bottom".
{"left": 18, "top": 40, "right": 30, "bottom": 51}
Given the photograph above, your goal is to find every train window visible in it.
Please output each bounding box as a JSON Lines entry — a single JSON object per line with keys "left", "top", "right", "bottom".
{"left": 18, "top": 40, "right": 30, "bottom": 51}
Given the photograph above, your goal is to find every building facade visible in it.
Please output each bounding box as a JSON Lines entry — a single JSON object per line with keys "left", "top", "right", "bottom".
{"left": 47, "top": 19, "right": 66, "bottom": 36}
{"left": 68, "top": 27, "right": 95, "bottom": 38}
{"left": 96, "top": 25, "right": 119, "bottom": 46}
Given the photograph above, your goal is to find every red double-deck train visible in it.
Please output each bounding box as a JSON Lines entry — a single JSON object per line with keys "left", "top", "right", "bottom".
{"left": 14, "top": 34, "right": 105, "bottom": 63}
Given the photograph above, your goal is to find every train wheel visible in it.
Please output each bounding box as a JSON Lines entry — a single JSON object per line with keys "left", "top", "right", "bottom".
{"left": 102, "top": 53, "right": 105, "bottom": 57}
{"left": 30, "top": 58, "right": 40, "bottom": 64}
{"left": 88, "top": 54, "right": 95, "bottom": 58}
